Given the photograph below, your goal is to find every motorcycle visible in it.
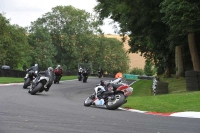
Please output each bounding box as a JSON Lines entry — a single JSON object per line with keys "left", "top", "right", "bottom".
{"left": 84, "top": 78, "right": 133, "bottom": 110}
{"left": 82, "top": 68, "right": 88, "bottom": 83}
{"left": 78, "top": 68, "right": 83, "bottom": 81}
{"left": 98, "top": 70, "right": 103, "bottom": 78}
{"left": 23, "top": 70, "right": 37, "bottom": 89}
{"left": 28, "top": 69, "right": 53, "bottom": 95}
{"left": 54, "top": 75, "right": 61, "bottom": 84}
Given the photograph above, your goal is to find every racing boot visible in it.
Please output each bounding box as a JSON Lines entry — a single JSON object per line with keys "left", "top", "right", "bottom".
{"left": 24, "top": 74, "right": 28, "bottom": 80}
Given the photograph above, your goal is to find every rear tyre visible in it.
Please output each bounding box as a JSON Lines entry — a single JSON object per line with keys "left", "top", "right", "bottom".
{"left": 106, "top": 93, "right": 125, "bottom": 110}
{"left": 98, "top": 73, "right": 101, "bottom": 78}
{"left": 29, "top": 83, "right": 43, "bottom": 95}
{"left": 78, "top": 75, "right": 82, "bottom": 81}
{"left": 23, "top": 78, "right": 31, "bottom": 89}
{"left": 83, "top": 77, "right": 86, "bottom": 83}
{"left": 84, "top": 97, "right": 93, "bottom": 106}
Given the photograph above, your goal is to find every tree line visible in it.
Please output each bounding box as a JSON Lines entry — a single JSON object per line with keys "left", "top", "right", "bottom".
{"left": 0, "top": 6, "right": 129, "bottom": 74}
{"left": 95, "top": 0, "right": 200, "bottom": 77}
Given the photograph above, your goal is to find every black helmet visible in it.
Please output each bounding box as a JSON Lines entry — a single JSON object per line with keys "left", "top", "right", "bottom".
{"left": 100, "top": 80, "right": 105, "bottom": 86}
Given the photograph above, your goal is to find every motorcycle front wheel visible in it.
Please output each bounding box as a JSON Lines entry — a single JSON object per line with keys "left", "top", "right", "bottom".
{"left": 29, "top": 82, "right": 43, "bottom": 95}
{"left": 83, "top": 77, "right": 87, "bottom": 83}
{"left": 84, "top": 96, "right": 93, "bottom": 106}
{"left": 106, "top": 93, "right": 125, "bottom": 110}
{"left": 23, "top": 78, "right": 31, "bottom": 89}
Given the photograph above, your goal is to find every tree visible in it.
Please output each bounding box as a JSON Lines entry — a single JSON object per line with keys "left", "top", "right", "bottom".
{"left": 28, "top": 27, "right": 56, "bottom": 70}
{"left": 28, "top": 6, "right": 103, "bottom": 70}
{"left": 144, "top": 60, "right": 154, "bottom": 76}
{"left": 160, "top": 0, "right": 200, "bottom": 71}
{"left": 95, "top": 0, "right": 174, "bottom": 77}
{"left": 0, "top": 13, "right": 30, "bottom": 70}
{"left": 175, "top": 46, "right": 184, "bottom": 76}
{"left": 96, "top": 36, "right": 130, "bottom": 74}
{"left": 28, "top": 5, "right": 130, "bottom": 73}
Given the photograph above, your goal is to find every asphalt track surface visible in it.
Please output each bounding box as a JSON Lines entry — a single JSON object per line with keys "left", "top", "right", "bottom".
{"left": 0, "top": 77, "right": 200, "bottom": 133}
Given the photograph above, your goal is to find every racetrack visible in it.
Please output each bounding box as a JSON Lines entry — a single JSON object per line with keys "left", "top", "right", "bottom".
{"left": 0, "top": 77, "right": 199, "bottom": 133}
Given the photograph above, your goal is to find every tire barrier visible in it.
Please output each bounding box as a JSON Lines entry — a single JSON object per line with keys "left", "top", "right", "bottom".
{"left": 152, "top": 77, "right": 169, "bottom": 95}
{"left": 185, "top": 71, "right": 200, "bottom": 91}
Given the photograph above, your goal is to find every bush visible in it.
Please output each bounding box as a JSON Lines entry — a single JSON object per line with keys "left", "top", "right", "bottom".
{"left": 130, "top": 67, "right": 144, "bottom": 75}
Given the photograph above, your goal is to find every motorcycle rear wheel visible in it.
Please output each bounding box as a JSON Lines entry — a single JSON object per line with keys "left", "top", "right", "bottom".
{"left": 84, "top": 97, "right": 93, "bottom": 106}
{"left": 106, "top": 93, "right": 125, "bottom": 110}
{"left": 78, "top": 75, "right": 82, "bottom": 81}
{"left": 23, "top": 78, "right": 31, "bottom": 89}
{"left": 29, "top": 82, "right": 43, "bottom": 95}
{"left": 98, "top": 73, "right": 102, "bottom": 78}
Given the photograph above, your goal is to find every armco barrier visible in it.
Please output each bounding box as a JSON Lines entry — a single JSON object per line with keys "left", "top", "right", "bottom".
{"left": 123, "top": 74, "right": 138, "bottom": 80}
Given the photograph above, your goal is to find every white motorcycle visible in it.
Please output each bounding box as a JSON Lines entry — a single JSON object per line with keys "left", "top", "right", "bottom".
{"left": 84, "top": 78, "right": 133, "bottom": 110}
{"left": 29, "top": 67, "right": 54, "bottom": 95}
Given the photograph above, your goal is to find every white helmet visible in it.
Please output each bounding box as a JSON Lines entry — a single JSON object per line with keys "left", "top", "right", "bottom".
{"left": 48, "top": 67, "right": 53, "bottom": 71}
{"left": 35, "top": 64, "right": 38, "bottom": 67}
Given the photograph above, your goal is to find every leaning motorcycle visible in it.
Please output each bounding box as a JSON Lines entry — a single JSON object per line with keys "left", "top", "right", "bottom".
{"left": 84, "top": 78, "right": 133, "bottom": 110}
{"left": 82, "top": 68, "right": 88, "bottom": 83}
{"left": 23, "top": 70, "right": 37, "bottom": 89}
{"left": 29, "top": 71, "right": 53, "bottom": 95}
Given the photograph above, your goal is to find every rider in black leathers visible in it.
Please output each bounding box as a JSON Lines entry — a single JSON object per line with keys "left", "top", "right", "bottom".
{"left": 98, "top": 66, "right": 103, "bottom": 78}
{"left": 24, "top": 64, "right": 39, "bottom": 79}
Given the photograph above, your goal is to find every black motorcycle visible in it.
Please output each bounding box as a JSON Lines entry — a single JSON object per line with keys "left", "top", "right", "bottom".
{"left": 98, "top": 70, "right": 103, "bottom": 78}
{"left": 82, "top": 68, "right": 88, "bottom": 83}
{"left": 54, "top": 75, "right": 61, "bottom": 84}
{"left": 23, "top": 70, "right": 37, "bottom": 89}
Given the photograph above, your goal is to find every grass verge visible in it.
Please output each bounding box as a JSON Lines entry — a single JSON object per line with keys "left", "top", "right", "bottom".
{"left": 122, "top": 79, "right": 200, "bottom": 112}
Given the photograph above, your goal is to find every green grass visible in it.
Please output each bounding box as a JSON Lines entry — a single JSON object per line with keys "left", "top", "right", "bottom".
{"left": 123, "top": 79, "right": 200, "bottom": 112}
{"left": 0, "top": 76, "right": 78, "bottom": 84}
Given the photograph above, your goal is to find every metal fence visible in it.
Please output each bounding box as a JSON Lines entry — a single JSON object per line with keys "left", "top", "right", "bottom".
{"left": 0, "top": 69, "right": 26, "bottom": 78}
{"left": 0, "top": 69, "right": 81, "bottom": 78}
{"left": 0, "top": 69, "right": 117, "bottom": 78}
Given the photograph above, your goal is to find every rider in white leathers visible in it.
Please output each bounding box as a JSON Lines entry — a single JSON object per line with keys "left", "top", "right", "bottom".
{"left": 94, "top": 78, "right": 122, "bottom": 99}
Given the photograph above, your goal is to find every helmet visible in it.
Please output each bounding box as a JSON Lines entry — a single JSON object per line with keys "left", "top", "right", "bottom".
{"left": 57, "top": 65, "right": 61, "bottom": 67}
{"left": 100, "top": 80, "right": 105, "bottom": 86}
{"left": 35, "top": 64, "right": 38, "bottom": 67}
{"left": 48, "top": 67, "right": 53, "bottom": 71}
